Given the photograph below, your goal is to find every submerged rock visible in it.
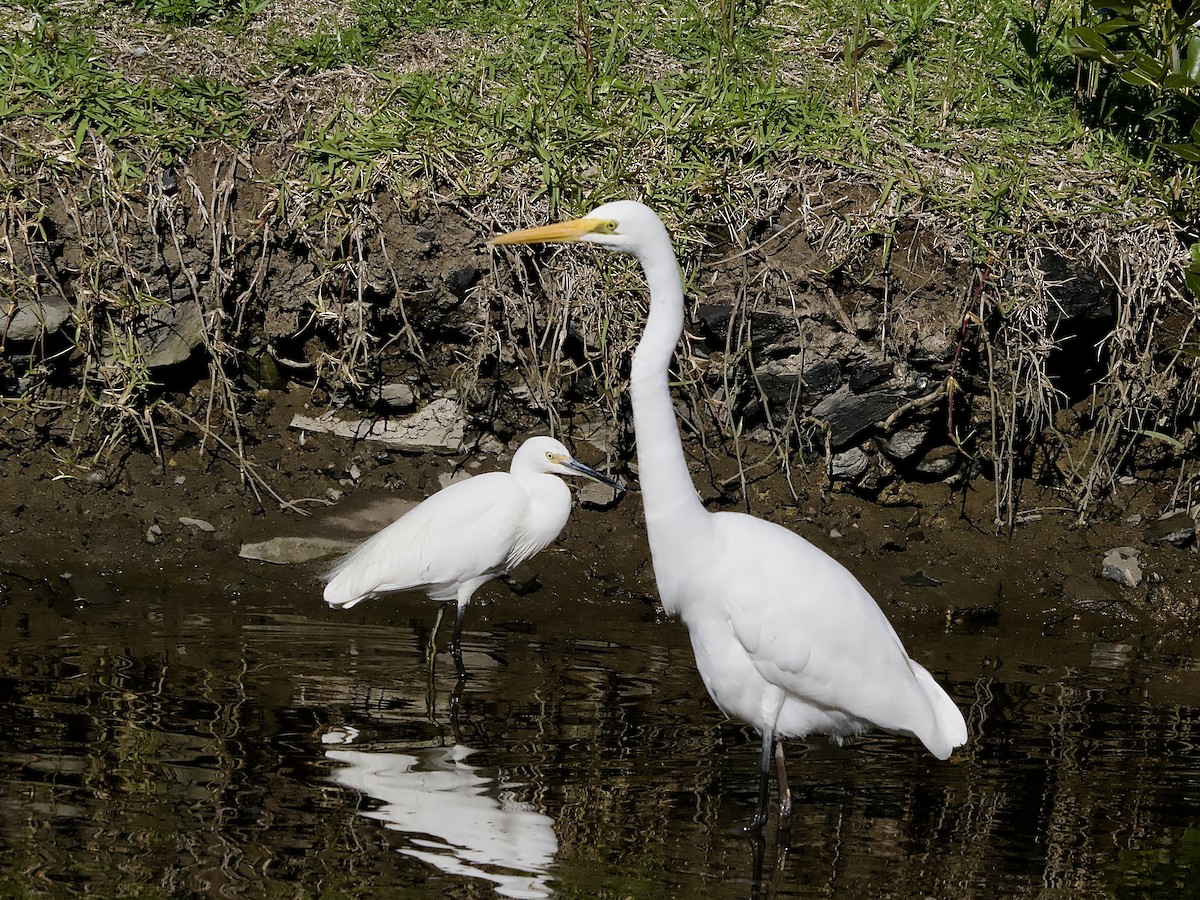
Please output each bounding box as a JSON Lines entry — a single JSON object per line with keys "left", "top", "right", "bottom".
{"left": 915, "top": 445, "right": 958, "bottom": 477}
{"left": 239, "top": 536, "right": 359, "bottom": 565}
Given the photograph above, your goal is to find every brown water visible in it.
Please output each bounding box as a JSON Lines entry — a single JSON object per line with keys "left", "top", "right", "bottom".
{"left": 2, "top": 545, "right": 1199, "bottom": 899}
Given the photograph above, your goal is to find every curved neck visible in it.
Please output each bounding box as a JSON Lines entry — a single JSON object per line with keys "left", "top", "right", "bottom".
{"left": 630, "top": 244, "right": 706, "bottom": 532}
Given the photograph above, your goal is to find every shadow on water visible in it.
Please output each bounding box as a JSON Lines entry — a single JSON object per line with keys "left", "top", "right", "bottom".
{"left": 1, "top": 549, "right": 1199, "bottom": 898}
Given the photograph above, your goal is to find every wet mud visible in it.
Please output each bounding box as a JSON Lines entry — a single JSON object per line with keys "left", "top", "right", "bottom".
{"left": 2, "top": 387, "right": 1199, "bottom": 897}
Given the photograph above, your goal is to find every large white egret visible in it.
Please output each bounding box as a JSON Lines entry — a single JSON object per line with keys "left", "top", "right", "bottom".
{"left": 490, "top": 201, "right": 968, "bottom": 829}
{"left": 323, "top": 436, "right": 624, "bottom": 675}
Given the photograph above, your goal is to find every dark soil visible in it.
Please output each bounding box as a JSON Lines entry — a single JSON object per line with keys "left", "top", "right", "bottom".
{"left": 4, "top": 382, "right": 1198, "bottom": 661}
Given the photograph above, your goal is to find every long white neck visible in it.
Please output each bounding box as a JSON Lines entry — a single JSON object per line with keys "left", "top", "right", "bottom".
{"left": 629, "top": 240, "right": 707, "bottom": 549}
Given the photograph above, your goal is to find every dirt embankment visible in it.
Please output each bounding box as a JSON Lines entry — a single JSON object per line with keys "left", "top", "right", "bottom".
{"left": 2, "top": 148, "right": 1199, "bottom": 641}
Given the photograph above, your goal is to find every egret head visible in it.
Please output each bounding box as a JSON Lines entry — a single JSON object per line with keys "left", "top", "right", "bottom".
{"left": 489, "top": 200, "right": 667, "bottom": 259}
{"left": 512, "top": 436, "right": 625, "bottom": 492}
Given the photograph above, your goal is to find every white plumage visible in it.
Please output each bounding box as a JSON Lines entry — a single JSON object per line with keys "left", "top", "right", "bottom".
{"left": 323, "top": 436, "right": 623, "bottom": 673}
{"left": 491, "top": 201, "right": 967, "bottom": 829}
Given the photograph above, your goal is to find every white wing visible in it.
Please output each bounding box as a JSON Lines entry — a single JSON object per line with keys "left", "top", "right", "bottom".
{"left": 323, "top": 472, "right": 531, "bottom": 607}
{"left": 711, "top": 512, "right": 965, "bottom": 757}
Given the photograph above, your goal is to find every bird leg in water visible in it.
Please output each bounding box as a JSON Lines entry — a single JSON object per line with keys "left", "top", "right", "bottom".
{"left": 775, "top": 741, "right": 792, "bottom": 821}
{"left": 747, "top": 727, "right": 776, "bottom": 833}
{"left": 451, "top": 603, "right": 468, "bottom": 679}
{"left": 426, "top": 604, "right": 446, "bottom": 678}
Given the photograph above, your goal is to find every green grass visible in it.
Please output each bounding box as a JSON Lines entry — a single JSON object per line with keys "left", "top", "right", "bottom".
{"left": 0, "top": 16, "right": 251, "bottom": 165}
{"left": 2, "top": 0, "right": 1184, "bottom": 222}
{"left": 1, "top": 0, "right": 1196, "bottom": 521}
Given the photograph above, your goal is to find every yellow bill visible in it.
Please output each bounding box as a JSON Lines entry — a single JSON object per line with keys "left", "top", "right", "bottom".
{"left": 488, "top": 217, "right": 611, "bottom": 247}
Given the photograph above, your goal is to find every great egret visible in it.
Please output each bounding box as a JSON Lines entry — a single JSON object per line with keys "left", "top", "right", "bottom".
{"left": 323, "top": 436, "right": 624, "bottom": 675}
{"left": 490, "top": 201, "right": 968, "bottom": 830}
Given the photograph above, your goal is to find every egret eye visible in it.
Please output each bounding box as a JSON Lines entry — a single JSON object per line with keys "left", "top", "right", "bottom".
{"left": 545, "top": 451, "right": 554, "bottom": 460}
{"left": 595, "top": 220, "right": 618, "bottom": 234}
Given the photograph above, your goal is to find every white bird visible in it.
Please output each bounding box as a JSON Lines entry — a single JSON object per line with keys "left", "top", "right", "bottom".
{"left": 490, "top": 201, "right": 968, "bottom": 829}
{"left": 323, "top": 436, "right": 624, "bottom": 675}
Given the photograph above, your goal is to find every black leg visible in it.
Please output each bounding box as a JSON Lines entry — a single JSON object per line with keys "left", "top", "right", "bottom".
{"left": 451, "top": 603, "right": 468, "bottom": 679}
{"left": 744, "top": 726, "right": 774, "bottom": 834}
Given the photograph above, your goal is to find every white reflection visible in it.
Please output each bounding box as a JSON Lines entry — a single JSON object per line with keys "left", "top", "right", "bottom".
{"left": 327, "top": 740, "right": 557, "bottom": 899}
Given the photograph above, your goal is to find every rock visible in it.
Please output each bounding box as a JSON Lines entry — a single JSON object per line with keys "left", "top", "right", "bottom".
{"left": 577, "top": 479, "right": 623, "bottom": 510}
{"left": 103, "top": 299, "right": 206, "bottom": 368}
{"left": 238, "top": 536, "right": 359, "bottom": 565}
{"left": 1062, "top": 573, "right": 1120, "bottom": 607}
{"left": 755, "top": 355, "right": 841, "bottom": 408}
{"left": 696, "top": 304, "right": 794, "bottom": 352}
{"left": 573, "top": 419, "right": 621, "bottom": 457}
{"left": 243, "top": 346, "right": 287, "bottom": 390}
{"left": 445, "top": 264, "right": 481, "bottom": 298}
{"left": 437, "top": 470, "right": 470, "bottom": 490}
{"left": 2, "top": 295, "right": 71, "bottom": 341}
{"left": 901, "top": 570, "right": 945, "bottom": 587}
{"left": 1100, "top": 546, "right": 1142, "bottom": 588}
{"left": 813, "top": 386, "right": 907, "bottom": 448}
{"left": 1144, "top": 511, "right": 1195, "bottom": 547}
{"left": 849, "top": 360, "right": 894, "bottom": 393}
{"left": 880, "top": 426, "right": 927, "bottom": 462}
{"left": 290, "top": 396, "right": 466, "bottom": 452}
{"left": 145, "top": 524, "right": 162, "bottom": 545}
{"left": 915, "top": 445, "right": 958, "bottom": 477}
{"left": 378, "top": 382, "right": 416, "bottom": 410}
{"left": 179, "top": 517, "right": 215, "bottom": 532}
{"left": 830, "top": 446, "right": 868, "bottom": 480}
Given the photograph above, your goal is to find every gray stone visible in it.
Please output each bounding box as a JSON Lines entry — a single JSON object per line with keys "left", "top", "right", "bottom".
{"left": 577, "top": 479, "right": 623, "bottom": 510}
{"left": 1144, "top": 511, "right": 1196, "bottom": 547}
{"left": 290, "top": 396, "right": 466, "bottom": 452}
{"left": 238, "top": 536, "right": 359, "bottom": 565}
{"left": 2, "top": 295, "right": 71, "bottom": 341}
{"left": 114, "top": 299, "right": 205, "bottom": 368}
{"left": 179, "top": 517, "right": 215, "bottom": 532}
{"left": 830, "top": 446, "right": 868, "bottom": 479}
{"left": 1100, "top": 546, "right": 1142, "bottom": 588}
{"left": 880, "top": 426, "right": 927, "bottom": 461}
{"left": 378, "top": 382, "right": 416, "bottom": 410}
{"left": 915, "top": 445, "right": 957, "bottom": 477}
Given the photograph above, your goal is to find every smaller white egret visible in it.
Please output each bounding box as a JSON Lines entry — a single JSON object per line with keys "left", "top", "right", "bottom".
{"left": 323, "top": 436, "right": 624, "bottom": 674}
{"left": 491, "top": 202, "right": 968, "bottom": 831}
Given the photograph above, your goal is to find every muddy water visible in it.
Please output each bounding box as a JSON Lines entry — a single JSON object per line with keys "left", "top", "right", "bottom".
{"left": 2, "top": 534, "right": 1199, "bottom": 898}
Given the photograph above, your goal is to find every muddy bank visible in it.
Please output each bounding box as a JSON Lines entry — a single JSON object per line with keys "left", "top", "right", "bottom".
{"left": 4, "top": 145, "right": 1197, "bottom": 542}
{"left": 4, "top": 384, "right": 1198, "bottom": 654}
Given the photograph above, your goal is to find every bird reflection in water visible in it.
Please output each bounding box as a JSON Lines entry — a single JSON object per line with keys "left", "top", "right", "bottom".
{"left": 325, "top": 730, "right": 557, "bottom": 899}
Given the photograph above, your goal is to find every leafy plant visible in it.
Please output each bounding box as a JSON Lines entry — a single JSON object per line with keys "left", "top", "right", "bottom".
{"left": 1070, "top": 0, "right": 1200, "bottom": 160}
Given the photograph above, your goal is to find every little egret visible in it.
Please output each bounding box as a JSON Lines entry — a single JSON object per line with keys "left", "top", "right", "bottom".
{"left": 323, "top": 436, "right": 624, "bottom": 675}
{"left": 490, "top": 202, "right": 967, "bottom": 829}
